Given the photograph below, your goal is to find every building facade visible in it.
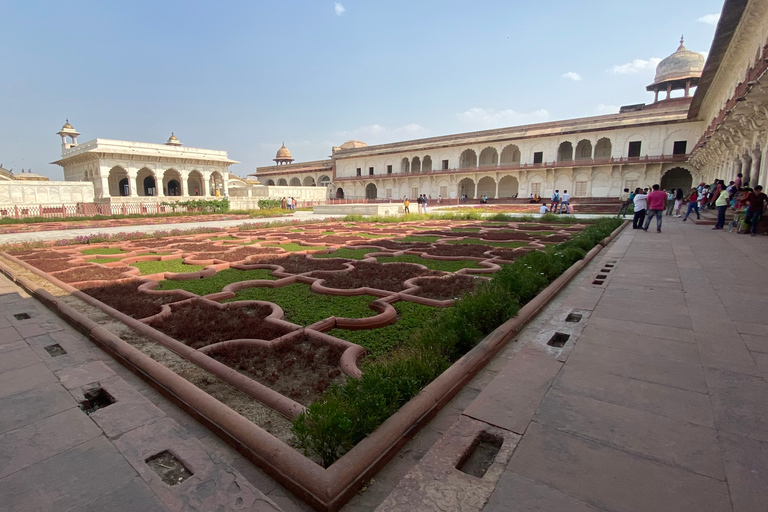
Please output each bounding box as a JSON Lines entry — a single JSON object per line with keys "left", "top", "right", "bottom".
{"left": 255, "top": 42, "right": 711, "bottom": 201}
{"left": 689, "top": 0, "right": 768, "bottom": 191}
{"left": 52, "top": 126, "right": 238, "bottom": 203}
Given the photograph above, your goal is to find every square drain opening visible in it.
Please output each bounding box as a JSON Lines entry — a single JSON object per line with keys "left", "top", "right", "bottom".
{"left": 604, "top": 263, "right": 615, "bottom": 268}
{"left": 596, "top": 274, "right": 608, "bottom": 280}
{"left": 592, "top": 280, "right": 604, "bottom": 285}
{"left": 456, "top": 432, "right": 503, "bottom": 479}
{"left": 79, "top": 386, "right": 116, "bottom": 415}
{"left": 146, "top": 450, "right": 193, "bottom": 486}
{"left": 14, "top": 313, "right": 30, "bottom": 320}
{"left": 43, "top": 344, "right": 67, "bottom": 357}
{"left": 548, "top": 332, "right": 571, "bottom": 348}
{"left": 565, "top": 313, "right": 583, "bottom": 323}
{"left": 600, "top": 268, "right": 612, "bottom": 273}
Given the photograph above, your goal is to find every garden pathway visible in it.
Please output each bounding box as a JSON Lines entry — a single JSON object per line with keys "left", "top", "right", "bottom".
{"left": 367, "top": 213, "right": 768, "bottom": 512}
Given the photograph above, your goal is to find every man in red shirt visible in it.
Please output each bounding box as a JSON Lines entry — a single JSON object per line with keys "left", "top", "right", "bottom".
{"left": 643, "top": 184, "right": 668, "bottom": 233}
{"left": 746, "top": 185, "right": 768, "bottom": 236}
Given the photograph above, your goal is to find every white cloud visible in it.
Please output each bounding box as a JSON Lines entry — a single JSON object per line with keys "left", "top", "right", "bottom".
{"left": 698, "top": 13, "right": 720, "bottom": 25}
{"left": 334, "top": 2, "right": 345, "bottom": 16}
{"left": 610, "top": 57, "right": 662, "bottom": 75}
{"left": 456, "top": 107, "right": 550, "bottom": 129}
{"left": 595, "top": 104, "right": 620, "bottom": 115}
{"left": 562, "top": 71, "right": 582, "bottom": 81}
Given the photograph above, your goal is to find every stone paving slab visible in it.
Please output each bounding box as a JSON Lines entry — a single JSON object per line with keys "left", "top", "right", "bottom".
{"left": 553, "top": 365, "right": 715, "bottom": 428}
{"left": 567, "top": 341, "right": 707, "bottom": 392}
{"left": 0, "top": 407, "right": 102, "bottom": 480}
{"left": 484, "top": 472, "right": 604, "bottom": 512}
{"left": 534, "top": 388, "right": 725, "bottom": 480}
{"left": 0, "top": 436, "right": 139, "bottom": 512}
{"left": 508, "top": 422, "right": 731, "bottom": 512}
{"left": 463, "top": 347, "right": 562, "bottom": 435}
{"left": 577, "top": 326, "right": 701, "bottom": 362}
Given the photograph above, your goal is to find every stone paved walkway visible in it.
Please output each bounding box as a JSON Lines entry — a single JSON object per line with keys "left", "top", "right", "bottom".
{"left": 2, "top": 212, "right": 765, "bottom": 511}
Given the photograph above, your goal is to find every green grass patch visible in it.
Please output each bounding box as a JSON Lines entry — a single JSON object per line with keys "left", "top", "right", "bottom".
{"left": 131, "top": 258, "right": 206, "bottom": 275}
{"left": 80, "top": 247, "right": 128, "bottom": 255}
{"left": 358, "top": 233, "right": 388, "bottom": 239}
{"left": 89, "top": 257, "right": 123, "bottom": 264}
{"left": 450, "top": 227, "right": 482, "bottom": 232}
{"left": 398, "top": 235, "right": 441, "bottom": 243}
{"left": 224, "top": 284, "right": 379, "bottom": 326}
{"left": 209, "top": 235, "right": 240, "bottom": 241}
{"left": 290, "top": 229, "right": 303, "bottom": 232}
{"left": 376, "top": 255, "right": 480, "bottom": 272}
{"left": 327, "top": 301, "right": 437, "bottom": 359}
{"left": 265, "top": 242, "right": 327, "bottom": 252}
{"left": 157, "top": 268, "right": 276, "bottom": 295}
{"left": 314, "top": 248, "right": 375, "bottom": 260}
{"left": 322, "top": 231, "right": 336, "bottom": 235}
{"left": 446, "top": 239, "right": 529, "bottom": 248}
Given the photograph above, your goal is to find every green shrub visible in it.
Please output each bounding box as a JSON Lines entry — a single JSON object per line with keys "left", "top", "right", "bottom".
{"left": 257, "top": 199, "right": 282, "bottom": 210}
{"left": 291, "top": 217, "right": 623, "bottom": 466}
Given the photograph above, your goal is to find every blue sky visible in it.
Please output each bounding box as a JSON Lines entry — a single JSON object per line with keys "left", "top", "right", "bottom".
{"left": 0, "top": 0, "right": 723, "bottom": 179}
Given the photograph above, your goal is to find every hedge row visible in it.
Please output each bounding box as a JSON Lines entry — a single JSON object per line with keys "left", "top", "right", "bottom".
{"left": 292, "top": 218, "right": 623, "bottom": 466}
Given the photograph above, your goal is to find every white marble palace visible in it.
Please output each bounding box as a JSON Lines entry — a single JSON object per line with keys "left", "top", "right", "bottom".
{"left": 255, "top": 0, "right": 768, "bottom": 203}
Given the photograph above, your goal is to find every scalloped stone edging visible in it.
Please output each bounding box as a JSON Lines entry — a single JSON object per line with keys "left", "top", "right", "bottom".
{"left": 0, "top": 220, "right": 626, "bottom": 512}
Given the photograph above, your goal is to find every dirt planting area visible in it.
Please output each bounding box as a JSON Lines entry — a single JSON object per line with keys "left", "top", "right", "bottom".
{"left": 76, "top": 280, "right": 189, "bottom": 319}
{"left": 311, "top": 260, "right": 443, "bottom": 292}
{"left": 150, "top": 299, "right": 290, "bottom": 349}
{"left": 209, "top": 335, "right": 346, "bottom": 406}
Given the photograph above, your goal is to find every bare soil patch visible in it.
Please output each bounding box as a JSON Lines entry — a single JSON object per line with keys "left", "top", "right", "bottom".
{"left": 258, "top": 254, "right": 351, "bottom": 273}
{"left": 209, "top": 335, "right": 346, "bottom": 407}
{"left": 365, "top": 240, "right": 433, "bottom": 251}
{"left": 193, "top": 246, "right": 283, "bottom": 262}
{"left": 424, "top": 244, "right": 492, "bottom": 258}
{"left": 413, "top": 274, "right": 479, "bottom": 300}
{"left": 479, "top": 231, "right": 532, "bottom": 241}
{"left": 13, "top": 250, "right": 73, "bottom": 259}
{"left": 311, "top": 261, "right": 442, "bottom": 292}
{"left": 151, "top": 299, "right": 292, "bottom": 349}
{"left": 54, "top": 265, "right": 133, "bottom": 283}
{"left": 25, "top": 258, "right": 88, "bottom": 272}
{"left": 77, "top": 280, "right": 188, "bottom": 319}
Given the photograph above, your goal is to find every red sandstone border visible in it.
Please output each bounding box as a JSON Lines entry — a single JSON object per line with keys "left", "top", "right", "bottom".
{"left": 0, "top": 220, "right": 626, "bottom": 511}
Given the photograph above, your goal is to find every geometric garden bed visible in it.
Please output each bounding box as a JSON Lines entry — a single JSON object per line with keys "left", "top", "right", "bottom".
{"left": 0, "top": 217, "right": 624, "bottom": 511}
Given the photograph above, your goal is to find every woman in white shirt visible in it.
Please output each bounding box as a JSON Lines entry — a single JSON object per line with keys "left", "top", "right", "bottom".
{"left": 632, "top": 188, "right": 648, "bottom": 229}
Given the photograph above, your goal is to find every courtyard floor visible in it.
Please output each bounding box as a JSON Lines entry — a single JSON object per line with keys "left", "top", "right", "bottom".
{"left": 0, "top": 212, "right": 765, "bottom": 511}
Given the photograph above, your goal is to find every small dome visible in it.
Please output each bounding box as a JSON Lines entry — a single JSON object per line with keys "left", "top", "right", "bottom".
{"left": 62, "top": 121, "right": 73, "bottom": 130}
{"left": 275, "top": 143, "right": 292, "bottom": 159}
{"left": 165, "top": 132, "right": 182, "bottom": 146}
{"left": 339, "top": 140, "right": 368, "bottom": 149}
{"left": 652, "top": 37, "right": 705, "bottom": 86}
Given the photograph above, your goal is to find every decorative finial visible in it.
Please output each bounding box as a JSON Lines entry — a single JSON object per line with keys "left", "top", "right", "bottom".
{"left": 66, "top": 118, "right": 69, "bottom": 123}
{"left": 680, "top": 34, "right": 684, "bottom": 45}
{"left": 282, "top": 141, "right": 285, "bottom": 147}
{"left": 677, "top": 35, "right": 686, "bottom": 51}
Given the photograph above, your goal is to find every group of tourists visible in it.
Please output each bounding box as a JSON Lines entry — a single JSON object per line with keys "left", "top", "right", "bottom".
{"left": 281, "top": 197, "right": 297, "bottom": 211}
{"left": 619, "top": 173, "right": 768, "bottom": 236}
{"left": 547, "top": 189, "right": 572, "bottom": 214}
{"left": 402, "top": 194, "right": 430, "bottom": 214}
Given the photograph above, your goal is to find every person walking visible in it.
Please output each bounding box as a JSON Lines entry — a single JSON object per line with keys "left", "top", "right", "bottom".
{"left": 643, "top": 184, "right": 667, "bottom": 233}
{"left": 550, "top": 190, "right": 560, "bottom": 213}
{"left": 422, "top": 194, "right": 428, "bottom": 214}
{"left": 674, "top": 188, "right": 684, "bottom": 217}
{"left": 632, "top": 188, "right": 647, "bottom": 229}
{"left": 560, "top": 190, "right": 571, "bottom": 214}
{"left": 416, "top": 194, "right": 423, "bottom": 213}
{"left": 617, "top": 188, "right": 630, "bottom": 218}
{"left": 665, "top": 189, "right": 675, "bottom": 216}
{"left": 403, "top": 197, "right": 410, "bottom": 213}
{"left": 682, "top": 188, "right": 700, "bottom": 221}
{"left": 745, "top": 185, "right": 767, "bottom": 236}
{"left": 713, "top": 185, "right": 730, "bottom": 229}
